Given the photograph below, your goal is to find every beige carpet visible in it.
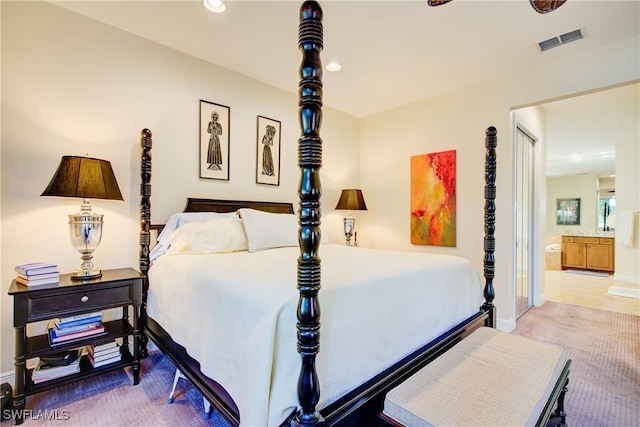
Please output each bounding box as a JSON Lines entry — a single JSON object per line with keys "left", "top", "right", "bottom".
{"left": 1, "top": 351, "right": 230, "bottom": 426}
{"left": 514, "top": 301, "right": 640, "bottom": 427}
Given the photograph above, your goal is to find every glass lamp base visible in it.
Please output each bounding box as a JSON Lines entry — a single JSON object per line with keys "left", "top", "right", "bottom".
{"left": 343, "top": 216, "right": 356, "bottom": 246}
{"left": 68, "top": 201, "right": 104, "bottom": 281}
{"left": 70, "top": 268, "right": 102, "bottom": 280}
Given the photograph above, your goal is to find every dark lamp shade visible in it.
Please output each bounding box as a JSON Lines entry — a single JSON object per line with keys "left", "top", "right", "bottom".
{"left": 335, "top": 189, "right": 367, "bottom": 211}
{"left": 41, "top": 156, "right": 124, "bottom": 201}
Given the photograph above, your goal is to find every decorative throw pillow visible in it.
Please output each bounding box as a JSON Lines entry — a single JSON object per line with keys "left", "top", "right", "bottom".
{"left": 167, "top": 217, "right": 247, "bottom": 254}
{"left": 238, "top": 208, "right": 298, "bottom": 252}
{"left": 150, "top": 211, "right": 238, "bottom": 260}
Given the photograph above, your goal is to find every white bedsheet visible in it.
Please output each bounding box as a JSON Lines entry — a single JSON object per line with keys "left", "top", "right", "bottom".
{"left": 147, "top": 244, "right": 483, "bottom": 426}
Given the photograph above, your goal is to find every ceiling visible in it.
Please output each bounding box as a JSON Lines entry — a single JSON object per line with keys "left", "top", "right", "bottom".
{"left": 51, "top": 0, "right": 639, "bottom": 177}
{"left": 540, "top": 83, "right": 639, "bottom": 178}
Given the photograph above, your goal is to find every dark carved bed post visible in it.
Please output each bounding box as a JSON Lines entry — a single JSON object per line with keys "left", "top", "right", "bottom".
{"left": 482, "top": 126, "right": 497, "bottom": 327}
{"left": 139, "top": 128, "right": 152, "bottom": 358}
{"left": 293, "top": 2, "right": 325, "bottom": 427}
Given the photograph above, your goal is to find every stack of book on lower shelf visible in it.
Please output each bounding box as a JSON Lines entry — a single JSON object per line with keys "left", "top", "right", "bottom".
{"left": 48, "top": 312, "right": 107, "bottom": 346}
{"left": 32, "top": 349, "right": 81, "bottom": 383}
{"left": 87, "top": 341, "right": 122, "bottom": 368}
{"left": 14, "top": 262, "right": 59, "bottom": 286}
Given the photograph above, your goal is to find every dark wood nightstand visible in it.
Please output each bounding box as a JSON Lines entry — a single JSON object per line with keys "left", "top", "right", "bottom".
{"left": 7, "top": 268, "right": 143, "bottom": 425}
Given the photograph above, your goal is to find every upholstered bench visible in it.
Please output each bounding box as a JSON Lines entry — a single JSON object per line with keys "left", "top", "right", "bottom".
{"left": 379, "top": 327, "right": 571, "bottom": 427}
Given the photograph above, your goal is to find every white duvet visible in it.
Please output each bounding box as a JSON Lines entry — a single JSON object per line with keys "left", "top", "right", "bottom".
{"left": 147, "top": 244, "right": 483, "bottom": 426}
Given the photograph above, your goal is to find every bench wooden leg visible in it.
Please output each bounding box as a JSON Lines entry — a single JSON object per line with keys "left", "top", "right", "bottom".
{"left": 547, "top": 376, "right": 569, "bottom": 427}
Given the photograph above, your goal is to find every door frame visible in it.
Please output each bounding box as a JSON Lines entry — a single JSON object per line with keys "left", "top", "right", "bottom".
{"left": 512, "top": 117, "right": 543, "bottom": 317}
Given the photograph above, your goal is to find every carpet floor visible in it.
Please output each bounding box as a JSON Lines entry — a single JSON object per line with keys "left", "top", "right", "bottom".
{"left": 3, "top": 301, "right": 637, "bottom": 426}
{"left": 1, "top": 351, "right": 230, "bottom": 427}
{"left": 513, "top": 301, "right": 640, "bottom": 427}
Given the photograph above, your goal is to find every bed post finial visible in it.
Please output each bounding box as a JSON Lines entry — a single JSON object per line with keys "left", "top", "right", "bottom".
{"left": 482, "top": 126, "right": 497, "bottom": 327}
{"left": 293, "top": 2, "right": 325, "bottom": 427}
{"left": 139, "top": 128, "right": 152, "bottom": 358}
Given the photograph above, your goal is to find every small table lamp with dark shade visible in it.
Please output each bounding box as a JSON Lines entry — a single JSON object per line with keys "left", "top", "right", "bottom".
{"left": 334, "top": 189, "right": 367, "bottom": 246}
{"left": 41, "top": 156, "right": 123, "bottom": 280}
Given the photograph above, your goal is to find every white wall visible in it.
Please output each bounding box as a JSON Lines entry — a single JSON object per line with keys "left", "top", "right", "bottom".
{"left": 614, "top": 140, "right": 640, "bottom": 284}
{"left": 599, "top": 177, "right": 615, "bottom": 194}
{"left": 2, "top": 1, "right": 639, "bottom": 375}
{"left": 0, "top": 2, "right": 360, "bottom": 373}
{"left": 358, "top": 36, "right": 640, "bottom": 331}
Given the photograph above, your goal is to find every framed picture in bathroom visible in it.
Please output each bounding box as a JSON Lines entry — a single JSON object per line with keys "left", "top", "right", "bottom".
{"left": 556, "top": 198, "right": 581, "bottom": 225}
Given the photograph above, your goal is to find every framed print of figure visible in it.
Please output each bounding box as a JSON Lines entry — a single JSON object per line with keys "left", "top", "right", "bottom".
{"left": 256, "top": 115, "right": 281, "bottom": 186}
{"left": 200, "top": 100, "right": 230, "bottom": 180}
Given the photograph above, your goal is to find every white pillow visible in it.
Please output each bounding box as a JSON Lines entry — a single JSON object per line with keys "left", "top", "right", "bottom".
{"left": 150, "top": 211, "right": 238, "bottom": 260}
{"left": 167, "top": 217, "right": 247, "bottom": 255}
{"left": 238, "top": 209, "right": 299, "bottom": 252}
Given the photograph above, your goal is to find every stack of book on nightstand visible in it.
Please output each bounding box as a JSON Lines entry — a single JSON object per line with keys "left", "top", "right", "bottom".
{"left": 87, "top": 341, "right": 122, "bottom": 368}
{"left": 48, "top": 312, "right": 107, "bottom": 346}
{"left": 32, "top": 349, "right": 81, "bottom": 383}
{"left": 14, "top": 262, "right": 59, "bottom": 286}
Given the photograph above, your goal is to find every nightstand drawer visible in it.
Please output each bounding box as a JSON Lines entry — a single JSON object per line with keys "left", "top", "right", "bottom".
{"left": 28, "top": 285, "right": 132, "bottom": 320}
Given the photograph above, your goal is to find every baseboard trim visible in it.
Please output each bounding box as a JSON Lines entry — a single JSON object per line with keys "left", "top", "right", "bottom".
{"left": 497, "top": 317, "right": 516, "bottom": 333}
{"left": 534, "top": 292, "right": 547, "bottom": 307}
{"left": 613, "top": 273, "right": 640, "bottom": 286}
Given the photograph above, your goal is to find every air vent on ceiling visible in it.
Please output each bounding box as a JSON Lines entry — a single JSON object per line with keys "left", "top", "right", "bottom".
{"left": 538, "top": 28, "right": 584, "bottom": 52}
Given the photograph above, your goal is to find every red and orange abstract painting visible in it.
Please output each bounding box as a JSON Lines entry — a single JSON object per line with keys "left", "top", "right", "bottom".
{"left": 410, "top": 150, "right": 456, "bottom": 246}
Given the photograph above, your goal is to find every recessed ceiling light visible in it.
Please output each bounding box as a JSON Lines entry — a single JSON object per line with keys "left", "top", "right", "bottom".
{"left": 203, "top": 0, "right": 226, "bottom": 13}
{"left": 326, "top": 62, "right": 342, "bottom": 72}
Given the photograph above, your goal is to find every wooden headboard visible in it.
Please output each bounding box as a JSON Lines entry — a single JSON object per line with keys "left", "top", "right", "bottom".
{"left": 183, "top": 197, "right": 294, "bottom": 214}
{"left": 147, "top": 198, "right": 295, "bottom": 238}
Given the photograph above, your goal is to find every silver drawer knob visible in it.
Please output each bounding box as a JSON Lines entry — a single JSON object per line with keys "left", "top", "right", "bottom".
{"left": 81, "top": 295, "right": 89, "bottom": 303}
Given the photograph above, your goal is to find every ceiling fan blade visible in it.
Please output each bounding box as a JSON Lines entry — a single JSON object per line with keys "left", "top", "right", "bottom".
{"left": 427, "top": 0, "right": 454, "bottom": 6}
{"left": 428, "top": 0, "right": 567, "bottom": 14}
{"left": 530, "top": 0, "right": 567, "bottom": 14}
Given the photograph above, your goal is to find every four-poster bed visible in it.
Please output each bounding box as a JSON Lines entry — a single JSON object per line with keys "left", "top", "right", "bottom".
{"left": 137, "top": 2, "right": 498, "bottom": 426}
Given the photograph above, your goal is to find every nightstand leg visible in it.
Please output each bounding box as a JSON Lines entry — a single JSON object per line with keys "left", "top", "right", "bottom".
{"left": 132, "top": 304, "right": 140, "bottom": 385}
{"left": 13, "top": 326, "right": 26, "bottom": 425}
{"left": 139, "top": 306, "right": 149, "bottom": 359}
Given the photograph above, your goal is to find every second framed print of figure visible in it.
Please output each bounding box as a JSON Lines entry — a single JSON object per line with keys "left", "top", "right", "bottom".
{"left": 256, "top": 115, "right": 281, "bottom": 186}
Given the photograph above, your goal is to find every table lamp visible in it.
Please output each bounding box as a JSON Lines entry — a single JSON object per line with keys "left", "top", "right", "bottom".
{"left": 41, "top": 156, "right": 123, "bottom": 280}
{"left": 334, "top": 189, "right": 367, "bottom": 246}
